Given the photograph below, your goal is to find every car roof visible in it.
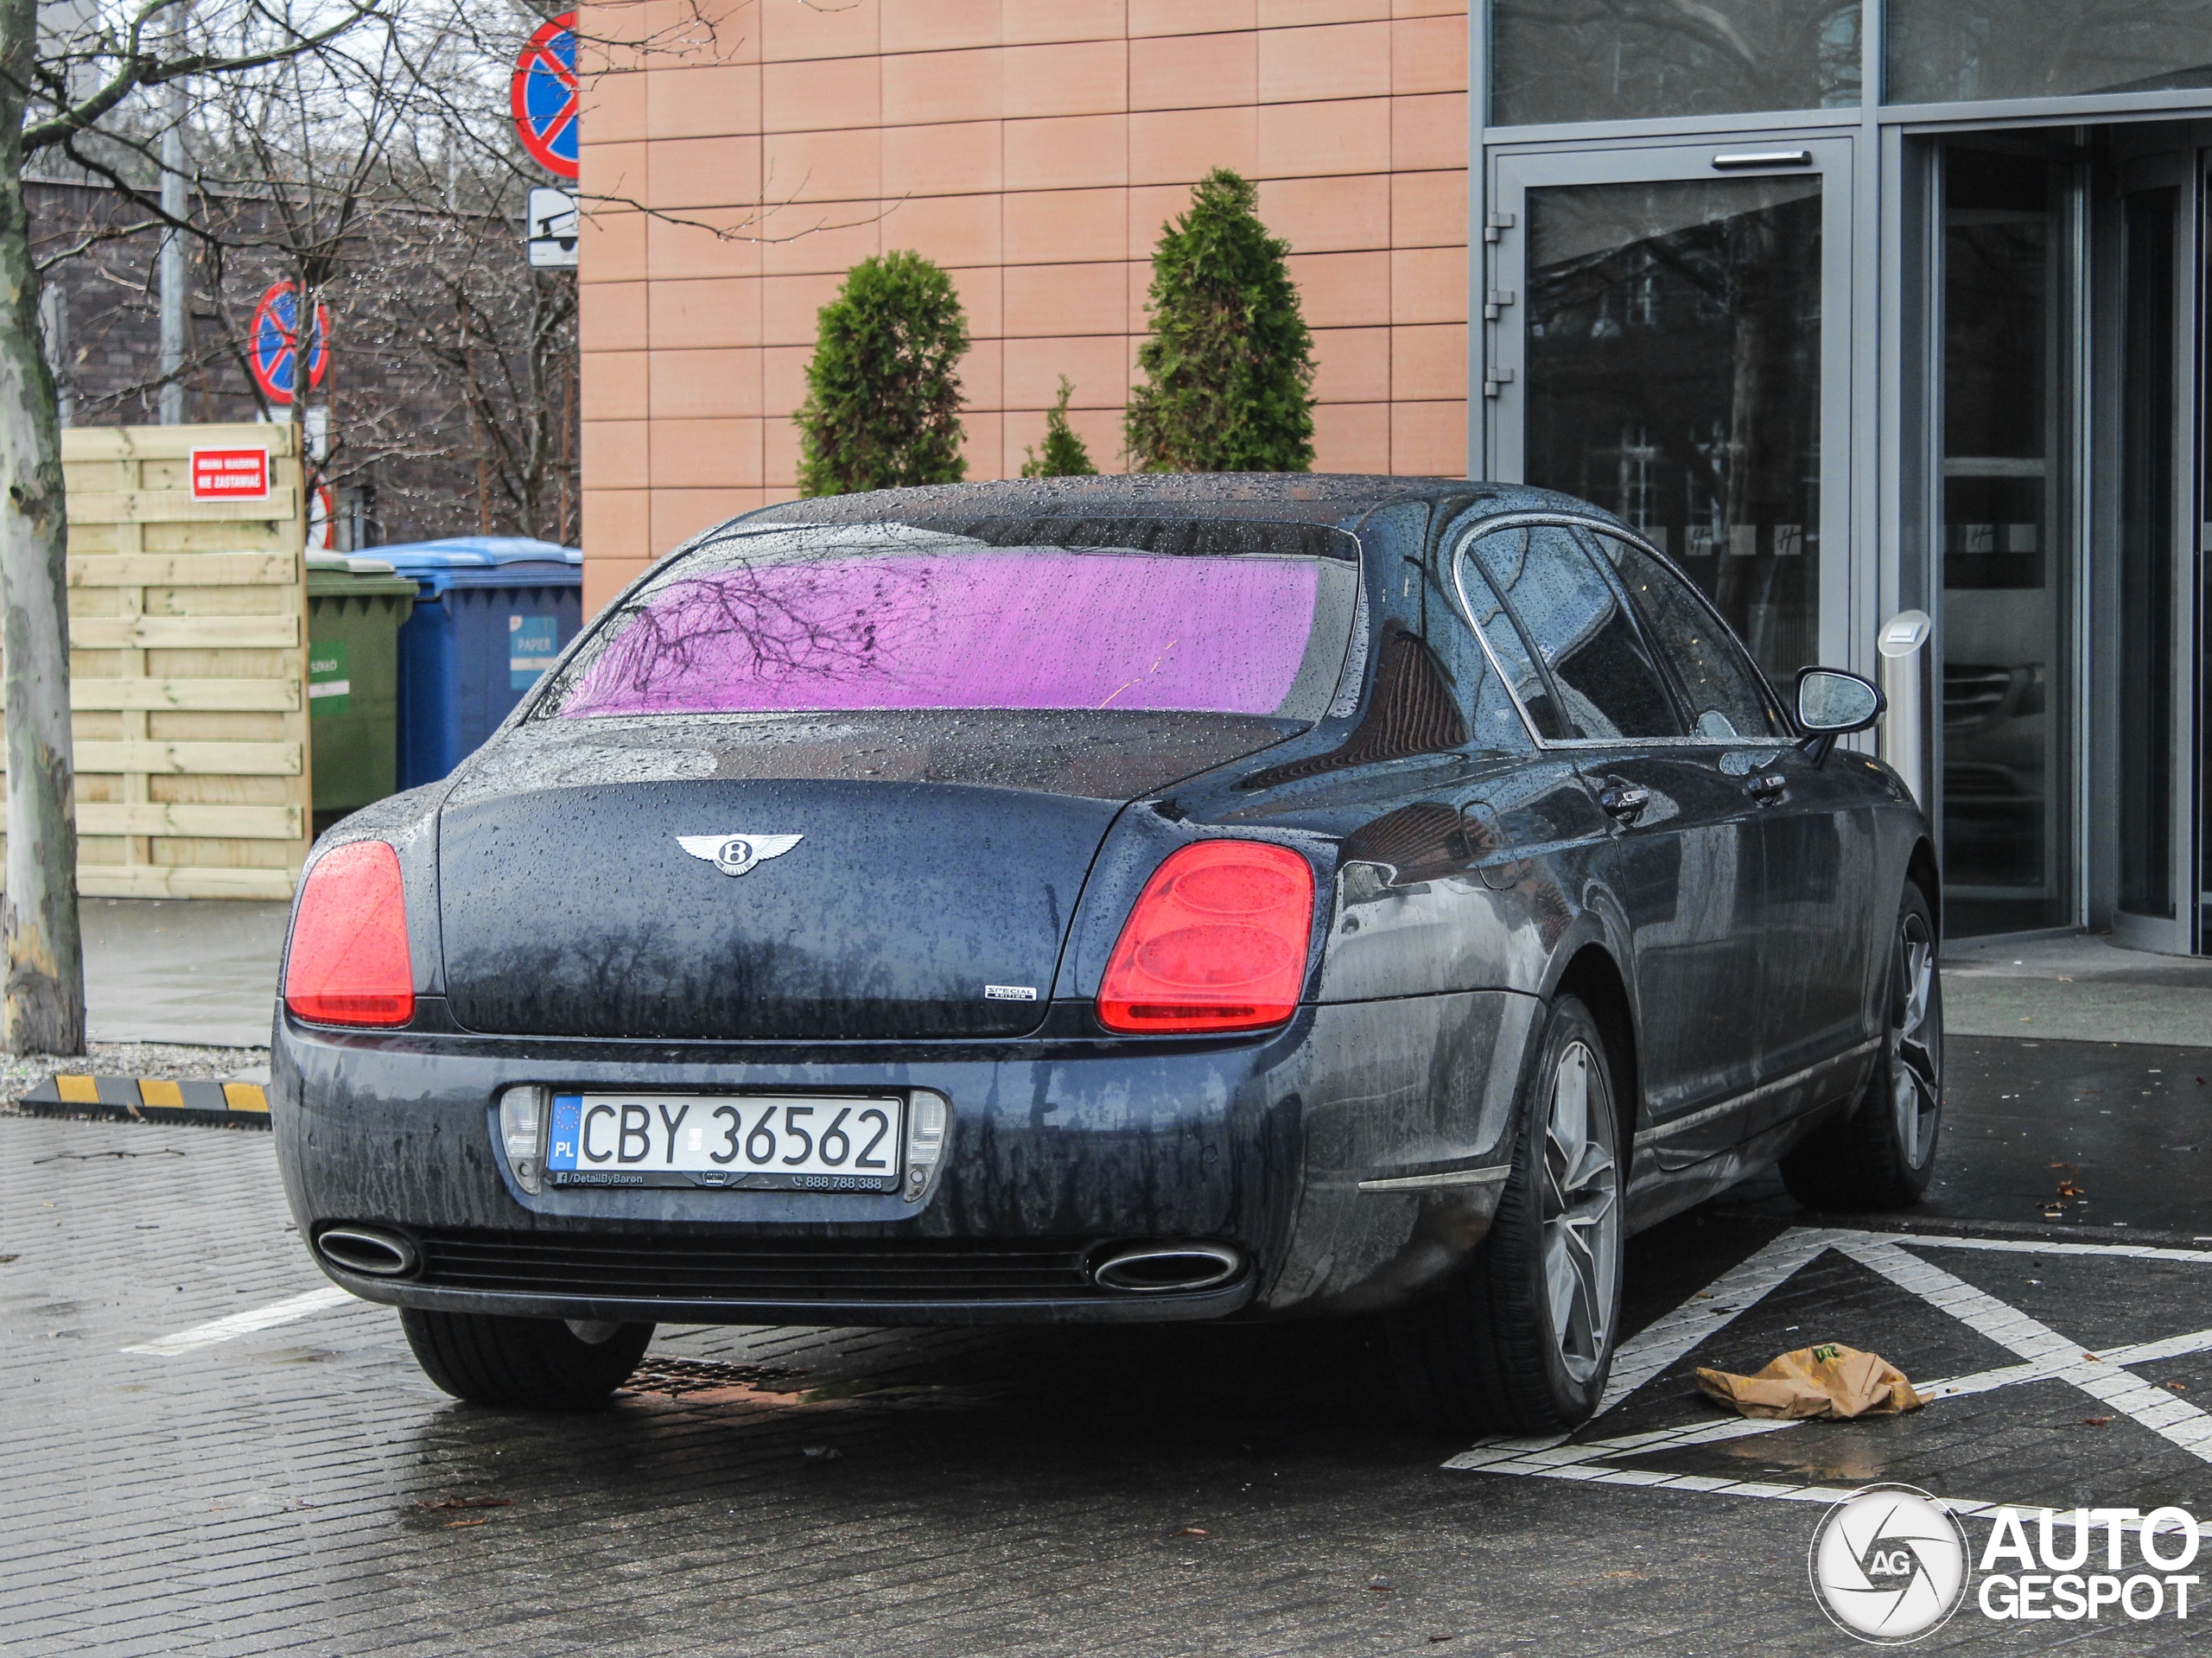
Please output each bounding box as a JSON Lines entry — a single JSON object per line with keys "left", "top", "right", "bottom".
{"left": 739, "top": 474, "right": 1597, "bottom": 533}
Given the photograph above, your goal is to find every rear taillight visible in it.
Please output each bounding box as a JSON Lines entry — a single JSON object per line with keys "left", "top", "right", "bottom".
{"left": 284, "top": 841, "right": 415, "bottom": 1026}
{"left": 1096, "top": 841, "right": 1314, "bottom": 1035}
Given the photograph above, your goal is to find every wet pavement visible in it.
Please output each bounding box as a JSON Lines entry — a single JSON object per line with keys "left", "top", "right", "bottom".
{"left": 1728, "top": 1034, "right": 2212, "bottom": 1242}
{"left": 6, "top": 1031, "right": 2212, "bottom": 1654}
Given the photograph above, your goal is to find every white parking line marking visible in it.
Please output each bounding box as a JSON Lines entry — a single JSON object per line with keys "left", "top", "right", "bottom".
{"left": 1891, "top": 1232, "right": 2212, "bottom": 1266}
{"left": 2102, "top": 1325, "right": 2212, "bottom": 1367}
{"left": 1906, "top": 1324, "right": 2212, "bottom": 1406}
{"left": 1448, "top": 1226, "right": 2212, "bottom": 1510}
{"left": 1595, "top": 1227, "right": 1853, "bottom": 1419}
{"left": 123, "top": 1286, "right": 355, "bottom": 1356}
{"left": 1448, "top": 1324, "right": 2212, "bottom": 1480}
{"left": 1839, "top": 1235, "right": 2212, "bottom": 1460}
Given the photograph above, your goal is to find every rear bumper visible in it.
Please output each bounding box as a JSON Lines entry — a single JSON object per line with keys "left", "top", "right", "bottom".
{"left": 272, "top": 990, "right": 1536, "bottom": 1325}
{"left": 318, "top": 1248, "right": 1259, "bottom": 1327}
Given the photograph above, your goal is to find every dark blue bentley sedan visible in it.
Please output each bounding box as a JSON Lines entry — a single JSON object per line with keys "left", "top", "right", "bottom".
{"left": 274, "top": 475, "right": 1940, "bottom": 1432}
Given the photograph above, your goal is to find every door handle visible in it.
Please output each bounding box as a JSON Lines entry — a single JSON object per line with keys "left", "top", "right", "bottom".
{"left": 1746, "top": 772, "right": 1788, "bottom": 804}
{"left": 1599, "top": 783, "right": 1650, "bottom": 824}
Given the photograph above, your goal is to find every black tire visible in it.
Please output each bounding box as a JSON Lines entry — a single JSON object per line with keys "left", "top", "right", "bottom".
{"left": 399, "top": 1308, "right": 654, "bottom": 1410}
{"left": 1779, "top": 882, "right": 1944, "bottom": 1212}
{"left": 1386, "top": 994, "right": 1626, "bottom": 1434}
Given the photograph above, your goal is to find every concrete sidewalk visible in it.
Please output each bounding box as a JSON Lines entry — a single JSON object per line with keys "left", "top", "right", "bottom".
{"left": 1942, "top": 930, "right": 2212, "bottom": 1045}
{"left": 84, "top": 898, "right": 286, "bottom": 1049}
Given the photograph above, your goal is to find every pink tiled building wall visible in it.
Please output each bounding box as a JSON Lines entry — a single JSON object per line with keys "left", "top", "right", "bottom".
{"left": 576, "top": 0, "right": 1471, "bottom": 613}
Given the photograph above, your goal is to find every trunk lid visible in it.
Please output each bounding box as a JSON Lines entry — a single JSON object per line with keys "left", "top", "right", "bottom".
{"left": 435, "top": 711, "right": 1294, "bottom": 1040}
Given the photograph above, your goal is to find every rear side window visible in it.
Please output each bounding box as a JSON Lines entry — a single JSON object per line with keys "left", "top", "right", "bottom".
{"left": 544, "top": 520, "right": 1361, "bottom": 721}
{"left": 1467, "top": 524, "right": 1683, "bottom": 740}
{"left": 1589, "top": 531, "right": 1783, "bottom": 740}
{"left": 1452, "top": 548, "right": 1566, "bottom": 739}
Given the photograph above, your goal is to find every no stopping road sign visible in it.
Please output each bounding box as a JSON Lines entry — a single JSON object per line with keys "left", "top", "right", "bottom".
{"left": 512, "top": 12, "right": 580, "bottom": 180}
{"left": 247, "top": 283, "right": 329, "bottom": 405}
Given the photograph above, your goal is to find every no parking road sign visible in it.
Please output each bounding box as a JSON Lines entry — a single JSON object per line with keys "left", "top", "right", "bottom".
{"left": 247, "top": 283, "right": 329, "bottom": 405}
{"left": 512, "top": 12, "right": 579, "bottom": 181}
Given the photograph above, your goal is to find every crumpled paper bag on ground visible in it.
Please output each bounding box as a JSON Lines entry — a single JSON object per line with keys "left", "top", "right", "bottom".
{"left": 1694, "top": 1343, "right": 1923, "bottom": 1420}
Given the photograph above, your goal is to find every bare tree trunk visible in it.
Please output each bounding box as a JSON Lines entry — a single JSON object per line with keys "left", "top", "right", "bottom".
{"left": 558, "top": 345, "right": 574, "bottom": 543}
{"left": 0, "top": 0, "right": 84, "bottom": 1055}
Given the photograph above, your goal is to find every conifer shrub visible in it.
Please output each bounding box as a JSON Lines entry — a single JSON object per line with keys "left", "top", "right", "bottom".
{"left": 796, "top": 251, "right": 969, "bottom": 496}
{"left": 1019, "top": 377, "right": 1098, "bottom": 478}
{"left": 1124, "top": 168, "right": 1317, "bottom": 473}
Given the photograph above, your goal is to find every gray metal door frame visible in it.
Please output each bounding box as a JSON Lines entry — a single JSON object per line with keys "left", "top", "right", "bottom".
{"left": 2102, "top": 149, "right": 2202, "bottom": 955}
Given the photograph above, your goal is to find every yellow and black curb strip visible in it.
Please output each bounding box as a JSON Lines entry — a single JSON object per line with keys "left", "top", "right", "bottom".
{"left": 19, "top": 1074, "right": 270, "bottom": 1128}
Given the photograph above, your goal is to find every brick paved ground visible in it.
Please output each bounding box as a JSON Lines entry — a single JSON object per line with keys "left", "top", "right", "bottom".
{"left": 7, "top": 1042, "right": 2212, "bottom": 1655}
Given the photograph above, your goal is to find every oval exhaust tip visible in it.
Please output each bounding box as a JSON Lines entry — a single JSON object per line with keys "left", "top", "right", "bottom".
{"left": 1090, "top": 1241, "right": 1245, "bottom": 1294}
{"left": 316, "top": 1225, "right": 419, "bottom": 1279}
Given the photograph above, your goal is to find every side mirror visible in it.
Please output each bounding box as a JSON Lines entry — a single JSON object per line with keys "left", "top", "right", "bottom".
{"left": 1796, "top": 668, "right": 1883, "bottom": 734}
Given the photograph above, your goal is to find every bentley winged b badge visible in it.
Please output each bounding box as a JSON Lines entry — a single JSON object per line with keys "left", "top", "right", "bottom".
{"left": 677, "top": 833, "right": 804, "bottom": 877}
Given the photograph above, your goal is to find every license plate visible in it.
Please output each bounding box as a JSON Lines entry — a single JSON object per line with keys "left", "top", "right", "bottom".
{"left": 545, "top": 1093, "right": 905, "bottom": 1191}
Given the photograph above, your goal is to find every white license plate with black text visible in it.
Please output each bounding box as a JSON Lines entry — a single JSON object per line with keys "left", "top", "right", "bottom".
{"left": 546, "top": 1092, "right": 905, "bottom": 1191}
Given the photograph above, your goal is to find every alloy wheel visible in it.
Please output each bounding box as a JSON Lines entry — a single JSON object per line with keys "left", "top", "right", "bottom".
{"left": 1891, "top": 912, "right": 1942, "bottom": 1168}
{"left": 1541, "top": 1039, "right": 1620, "bottom": 1385}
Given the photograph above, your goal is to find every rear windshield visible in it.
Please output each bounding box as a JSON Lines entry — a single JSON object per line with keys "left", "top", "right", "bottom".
{"left": 542, "top": 518, "right": 1362, "bottom": 722}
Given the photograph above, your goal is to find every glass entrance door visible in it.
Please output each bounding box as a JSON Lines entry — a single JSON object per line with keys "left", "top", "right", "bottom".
{"left": 1936, "top": 144, "right": 2081, "bottom": 938}
{"left": 2107, "top": 155, "right": 2197, "bottom": 954}
{"left": 1488, "top": 140, "right": 1853, "bottom": 683}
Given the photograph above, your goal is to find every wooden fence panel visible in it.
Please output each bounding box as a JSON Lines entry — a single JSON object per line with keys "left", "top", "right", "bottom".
{"left": 4, "top": 422, "right": 311, "bottom": 901}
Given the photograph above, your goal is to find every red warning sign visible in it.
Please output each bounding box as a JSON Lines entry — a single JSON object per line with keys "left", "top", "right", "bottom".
{"left": 190, "top": 448, "right": 270, "bottom": 501}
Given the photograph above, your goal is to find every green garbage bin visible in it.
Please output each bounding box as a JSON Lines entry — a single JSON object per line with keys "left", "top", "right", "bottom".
{"left": 307, "top": 555, "right": 416, "bottom": 835}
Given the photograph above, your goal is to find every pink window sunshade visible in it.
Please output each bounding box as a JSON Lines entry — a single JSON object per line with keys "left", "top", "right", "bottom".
{"left": 559, "top": 550, "right": 1324, "bottom": 717}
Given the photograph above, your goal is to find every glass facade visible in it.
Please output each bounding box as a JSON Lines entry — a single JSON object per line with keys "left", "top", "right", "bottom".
{"left": 1520, "top": 177, "right": 1823, "bottom": 682}
{"left": 1486, "top": 3, "right": 2212, "bottom": 950}
{"left": 1886, "top": 1, "right": 2212, "bottom": 105}
{"left": 1490, "top": 0, "right": 1861, "bottom": 125}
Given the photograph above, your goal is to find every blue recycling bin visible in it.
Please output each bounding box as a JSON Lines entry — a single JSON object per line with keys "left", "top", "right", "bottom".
{"left": 369, "top": 537, "right": 584, "bottom": 790}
